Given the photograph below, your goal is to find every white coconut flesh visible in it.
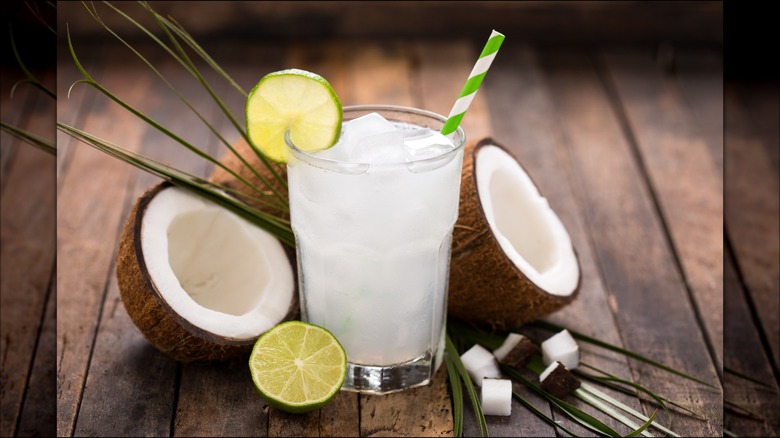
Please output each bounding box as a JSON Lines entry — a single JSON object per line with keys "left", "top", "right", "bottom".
{"left": 476, "top": 145, "right": 579, "bottom": 296}
{"left": 139, "top": 187, "right": 294, "bottom": 340}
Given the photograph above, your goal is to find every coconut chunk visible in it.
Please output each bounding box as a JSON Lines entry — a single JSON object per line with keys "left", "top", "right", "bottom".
{"left": 539, "top": 361, "right": 580, "bottom": 398}
{"left": 460, "top": 344, "right": 502, "bottom": 385}
{"left": 541, "top": 329, "right": 579, "bottom": 370}
{"left": 493, "top": 333, "right": 540, "bottom": 369}
{"left": 480, "top": 378, "right": 513, "bottom": 416}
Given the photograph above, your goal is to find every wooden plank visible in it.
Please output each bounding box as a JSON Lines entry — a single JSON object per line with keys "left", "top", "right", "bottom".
{"left": 540, "top": 49, "right": 722, "bottom": 435}
{"left": 55, "top": 46, "right": 156, "bottom": 436}
{"left": 724, "top": 82, "right": 780, "bottom": 373}
{"left": 360, "top": 369, "right": 453, "bottom": 437}
{"left": 0, "top": 75, "right": 57, "bottom": 437}
{"left": 15, "top": 275, "right": 56, "bottom": 437}
{"left": 674, "top": 48, "right": 724, "bottom": 173}
{"left": 733, "top": 82, "right": 779, "bottom": 174}
{"left": 348, "top": 40, "right": 415, "bottom": 108}
{"left": 175, "top": 358, "right": 268, "bottom": 437}
{"left": 602, "top": 48, "right": 724, "bottom": 374}
{"left": 480, "top": 44, "right": 647, "bottom": 436}
{"left": 724, "top": 245, "right": 780, "bottom": 436}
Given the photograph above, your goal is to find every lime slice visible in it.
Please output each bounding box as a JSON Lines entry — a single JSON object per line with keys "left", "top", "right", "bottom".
{"left": 249, "top": 321, "right": 347, "bottom": 413}
{"left": 245, "top": 69, "right": 342, "bottom": 163}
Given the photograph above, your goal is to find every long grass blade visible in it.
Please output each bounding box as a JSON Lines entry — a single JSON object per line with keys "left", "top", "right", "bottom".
{"left": 125, "top": 1, "right": 286, "bottom": 188}
{"left": 142, "top": 6, "right": 290, "bottom": 202}
{"left": 724, "top": 366, "right": 776, "bottom": 389}
{"left": 624, "top": 410, "right": 657, "bottom": 437}
{"left": 57, "top": 122, "right": 296, "bottom": 246}
{"left": 502, "top": 365, "right": 621, "bottom": 437}
{"left": 446, "top": 334, "right": 489, "bottom": 437}
{"left": 723, "top": 400, "right": 764, "bottom": 421}
{"left": 445, "top": 351, "right": 464, "bottom": 437}
{"left": 529, "top": 321, "right": 714, "bottom": 388}
{"left": 24, "top": 0, "right": 57, "bottom": 35}
{"left": 144, "top": 6, "right": 246, "bottom": 96}
{"left": 9, "top": 26, "right": 55, "bottom": 98}
{"left": 573, "top": 388, "right": 654, "bottom": 437}
{"left": 511, "top": 390, "right": 580, "bottom": 437}
{"left": 578, "top": 383, "right": 678, "bottom": 436}
{"left": 79, "top": 3, "right": 289, "bottom": 210}
{"left": 577, "top": 362, "right": 704, "bottom": 420}
{"left": 0, "top": 121, "right": 56, "bottom": 155}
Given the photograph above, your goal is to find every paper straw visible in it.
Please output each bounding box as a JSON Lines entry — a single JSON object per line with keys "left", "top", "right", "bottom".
{"left": 441, "top": 30, "right": 505, "bottom": 136}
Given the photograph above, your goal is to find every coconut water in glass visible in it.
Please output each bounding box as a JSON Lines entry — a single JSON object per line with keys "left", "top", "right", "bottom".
{"left": 286, "top": 105, "right": 466, "bottom": 394}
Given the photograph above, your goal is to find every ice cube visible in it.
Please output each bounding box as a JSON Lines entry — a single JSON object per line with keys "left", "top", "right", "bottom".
{"left": 330, "top": 112, "right": 398, "bottom": 163}
{"left": 344, "top": 113, "right": 397, "bottom": 143}
{"left": 351, "top": 131, "right": 406, "bottom": 164}
{"left": 404, "top": 131, "right": 454, "bottom": 160}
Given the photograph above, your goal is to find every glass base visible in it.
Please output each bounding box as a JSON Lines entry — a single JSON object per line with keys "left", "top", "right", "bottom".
{"left": 340, "top": 351, "right": 438, "bottom": 395}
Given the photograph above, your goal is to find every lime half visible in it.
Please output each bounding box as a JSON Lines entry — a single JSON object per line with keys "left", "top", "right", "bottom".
{"left": 249, "top": 321, "right": 347, "bottom": 414}
{"left": 246, "top": 69, "right": 342, "bottom": 163}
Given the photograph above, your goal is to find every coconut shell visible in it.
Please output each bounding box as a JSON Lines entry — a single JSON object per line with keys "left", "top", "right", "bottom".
{"left": 448, "top": 138, "right": 580, "bottom": 330}
{"left": 208, "top": 138, "right": 289, "bottom": 219}
{"left": 116, "top": 182, "right": 298, "bottom": 363}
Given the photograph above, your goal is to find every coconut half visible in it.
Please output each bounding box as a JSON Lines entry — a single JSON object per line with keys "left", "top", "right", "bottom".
{"left": 448, "top": 138, "right": 580, "bottom": 329}
{"left": 116, "top": 183, "right": 297, "bottom": 363}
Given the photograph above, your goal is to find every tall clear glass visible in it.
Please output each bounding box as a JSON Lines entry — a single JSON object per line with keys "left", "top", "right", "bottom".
{"left": 286, "top": 105, "right": 466, "bottom": 394}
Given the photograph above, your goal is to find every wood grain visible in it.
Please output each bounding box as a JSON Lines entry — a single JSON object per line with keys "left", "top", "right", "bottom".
{"left": 0, "top": 71, "right": 56, "bottom": 437}
{"left": 724, "top": 245, "right": 780, "bottom": 436}
{"left": 361, "top": 369, "right": 452, "bottom": 437}
{"left": 56, "top": 47, "right": 156, "bottom": 436}
{"left": 540, "top": 48, "right": 722, "bottom": 435}
{"left": 481, "top": 44, "right": 647, "bottom": 436}
{"left": 674, "top": 49, "right": 724, "bottom": 173}
{"left": 724, "top": 83, "right": 780, "bottom": 373}
{"left": 15, "top": 275, "right": 57, "bottom": 437}
{"left": 602, "top": 49, "right": 724, "bottom": 374}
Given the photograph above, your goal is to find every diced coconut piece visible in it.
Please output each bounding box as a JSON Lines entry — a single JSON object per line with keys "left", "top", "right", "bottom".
{"left": 493, "top": 333, "right": 540, "bottom": 369}
{"left": 541, "top": 329, "right": 579, "bottom": 370}
{"left": 539, "top": 361, "right": 581, "bottom": 398}
{"left": 493, "top": 333, "right": 524, "bottom": 360}
{"left": 461, "top": 344, "right": 502, "bottom": 385}
{"left": 480, "top": 378, "right": 513, "bottom": 416}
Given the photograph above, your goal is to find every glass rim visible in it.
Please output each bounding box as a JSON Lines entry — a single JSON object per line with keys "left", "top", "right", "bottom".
{"left": 285, "top": 104, "right": 467, "bottom": 173}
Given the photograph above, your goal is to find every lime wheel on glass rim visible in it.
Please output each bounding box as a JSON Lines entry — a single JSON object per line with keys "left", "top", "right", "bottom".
{"left": 245, "top": 68, "right": 342, "bottom": 163}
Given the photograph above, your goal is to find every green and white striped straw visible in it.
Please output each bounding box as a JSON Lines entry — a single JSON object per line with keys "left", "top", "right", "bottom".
{"left": 441, "top": 30, "right": 505, "bottom": 136}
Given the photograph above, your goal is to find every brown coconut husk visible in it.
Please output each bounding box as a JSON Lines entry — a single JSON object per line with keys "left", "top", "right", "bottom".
{"left": 208, "top": 138, "right": 289, "bottom": 219}
{"left": 448, "top": 138, "right": 580, "bottom": 330}
{"left": 116, "top": 182, "right": 298, "bottom": 363}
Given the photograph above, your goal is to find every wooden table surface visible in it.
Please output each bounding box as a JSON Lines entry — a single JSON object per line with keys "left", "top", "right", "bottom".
{"left": 1, "top": 7, "right": 779, "bottom": 438}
